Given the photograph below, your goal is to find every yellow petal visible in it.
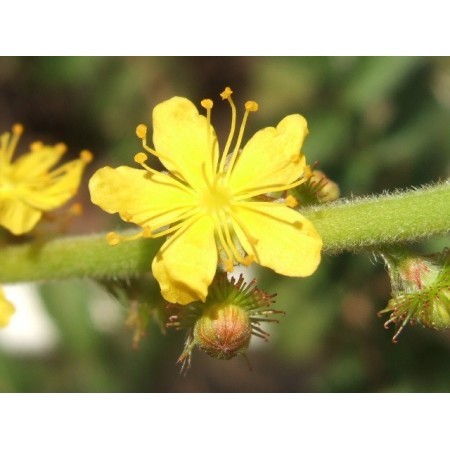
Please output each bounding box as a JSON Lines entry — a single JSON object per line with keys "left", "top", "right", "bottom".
{"left": 21, "top": 157, "right": 88, "bottom": 211}
{"left": 231, "top": 202, "right": 322, "bottom": 276}
{"left": 0, "top": 288, "right": 16, "bottom": 328}
{"left": 152, "top": 97, "right": 219, "bottom": 190}
{"left": 11, "top": 145, "right": 65, "bottom": 179}
{"left": 0, "top": 197, "right": 42, "bottom": 235}
{"left": 228, "top": 114, "right": 308, "bottom": 197}
{"left": 152, "top": 215, "right": 217, "bottom": 304}
{"left": 89, "top": 166, "right": 197, "bottom": 230}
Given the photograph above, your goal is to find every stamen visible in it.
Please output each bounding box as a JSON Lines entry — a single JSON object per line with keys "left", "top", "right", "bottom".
{"left": 228, "top": 209, "right": 259, "bottom": 255}
{"left": 30, "top": 141, "right": 44, "bottom": 152}
{"left": 4, "top": 123, "right": 24, "bottom": 164}
{"left": 285, "top": 194, "right": 299, "bottom": 208}
{"left": 234, "top": 175, "right": 309, "bottom": 201}
{"left": 136, "top": 122, "right": 186, "bottom": 180}
{"left": 201, "top": 99, "right": 217, "bottom": 176}
{"left": 80, "top": 150, "right": 93, "bottom": 163}
{"left": 218, "top": 87, "right": 237, "bottom": 173}
{"left": 225, "top": 100, "right": 259, "bottom": 178}
{"left": 215, "top": 218, "right": 236, "bottom": 273}
{"left": 222, "top": 216, "right": 254, "bottom": 267}
{"left": 106, "top": 227, "right": 152, "bottom": 246}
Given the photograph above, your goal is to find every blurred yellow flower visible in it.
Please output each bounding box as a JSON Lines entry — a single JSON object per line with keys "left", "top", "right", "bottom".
{"left": 0, "top": 287, "right": 15, "bottom": 328}
{"left": 89, "top": 88, "right": 322, "bottom": 305}
{"left": 0, "top": 124, "right": 92, "bottom": 235}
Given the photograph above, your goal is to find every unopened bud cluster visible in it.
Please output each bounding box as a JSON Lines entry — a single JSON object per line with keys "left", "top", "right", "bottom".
{"left": 379, "top": 248, "right": 450, "bottom": 342}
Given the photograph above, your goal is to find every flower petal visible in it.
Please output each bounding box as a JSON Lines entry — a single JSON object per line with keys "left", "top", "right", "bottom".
{"left": 152, "top": 97, "right": 219, "bottom": 190}
{"left": 89, "top": 166, "right": 197, "bottom": 230}
{"left": 228, "top": 114, "right": 308, "bottom": 197}
{"left": 152, "top": 215, "right": 217, "bottom": 304}
{"left": 231, "top": 202, "right": 322, "bottom": 276}
{"left": 21, "top": 157, "right": 88, "bottom": 211}
{"left": 0, "top": 197, "right": 42, "bottom": 235}
{"left": 11, "top": 145, "right": 65, "bottom": 179}
{"left": 0, "top": 288, "right": 16, "bottom": 328}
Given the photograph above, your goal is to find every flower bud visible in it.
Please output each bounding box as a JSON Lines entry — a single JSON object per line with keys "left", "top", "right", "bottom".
{"left": 379, "top": 248, "right": 450, "bottom": 341}
{"left": 193, "top": 304, "right": 252, "bottom": 360}
{"left": 292, "top": 168, "right": 340, "bottom": 206}
{"left": 167, "top": 273, "right": 283, "bottom": 371}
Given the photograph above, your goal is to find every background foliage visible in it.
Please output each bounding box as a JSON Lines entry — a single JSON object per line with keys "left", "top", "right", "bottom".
{"left": 0, "top": 56, "right": 449, "bottom": 392}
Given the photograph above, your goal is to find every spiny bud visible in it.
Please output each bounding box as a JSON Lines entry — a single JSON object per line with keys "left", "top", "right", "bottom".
{"left": 167, "top": 273, "right": 283, "bottom": 372}
{"left": 292, "top": 168, "right": 340, "bottom": 206}
{"left": 379, "top": 248, "right": 450, "bottom": 342}
{"left": 194, "top": 303, "right": 251, "bottom": 360}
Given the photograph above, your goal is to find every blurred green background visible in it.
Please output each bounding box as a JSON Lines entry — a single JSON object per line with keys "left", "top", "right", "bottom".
{"left": 0, "top": 56, "right": 449, "bottom": 392}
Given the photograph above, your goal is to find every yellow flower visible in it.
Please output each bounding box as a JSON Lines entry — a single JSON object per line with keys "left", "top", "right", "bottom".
{"left": 0, "top": 124, "right": 92, "bottom": 235}
{"left": 0, "top": 287, "right": 15, "bottom": 328}
{"left": 89, "top": 88, "right": 322, "bottom": 305}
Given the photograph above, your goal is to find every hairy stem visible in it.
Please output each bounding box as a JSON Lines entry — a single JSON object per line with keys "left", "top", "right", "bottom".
{"left": 0, "top": 182, "right": 448, "bottom": 283}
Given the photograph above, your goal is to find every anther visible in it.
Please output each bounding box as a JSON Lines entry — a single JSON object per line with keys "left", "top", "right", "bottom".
{"left": 80, "top": 150, "right": 93, "bottom": 163}
{"left": 303, "top": 164, "right": 313, "bottom": 179}
{"left": 225, "top": 259, "right": 234, "bottom": 272}
{"left": 136, "top": 124, "right": 147, "bottom": 139}
{"left": 107, "top": 232, "right": 121, "bottom": 246}
{"left": 220, "top": 87, "right": 233, "bottom": 100}
{"left": 201, "top": 99, "right": 213, "bottom": 109}
{"left": 290, "top": 153, "right": 301, "bottom": 163}
{"left": 12, "top": 123, "right": 24, "bottom": 136}
{"left": 243, "top": 255, "right": 255, "bottom": 266}
{"left": 122, "top": 211, "right": 133, "bottom": 221}
{"left": 134, "top": 152, "right": 148, "bottom": 164}
{"left": 30, "top": 141, "right": 44, "bottom": 152}
{"left": 285, "top": 194, "right": 299, "bottom": 208}
{"left": 245, "top": 101, "right": 259, "bottom": 112}
{"left": 142, "top": 226, "right": 152, "bottom": 238}
{"left": 69, "top": 203, "right": 83, "bottom": 216}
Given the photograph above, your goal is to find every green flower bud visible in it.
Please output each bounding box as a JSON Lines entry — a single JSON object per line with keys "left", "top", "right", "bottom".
{"left": 167, "top": 273, "right": 283, "bottom": 371}
{"left": 292, "top": 168, "right": 340, "bottom": 206}
{"left": 379, "top": 248, "right": 450, "bottom": 342}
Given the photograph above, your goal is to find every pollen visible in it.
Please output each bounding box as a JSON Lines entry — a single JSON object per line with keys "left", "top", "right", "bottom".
{"left": 12, "top": 123, "right": 23, "bottom": 136}
{"left": 220, "top": 87, "right": 233, "bottom": 100}
{"left": 106, "top": 231, "right": 121, "bottom": 246}
{"left": 245, "top": 101, "right": 259, "bottom": 112}
{"left": 134, "top": 152, "right": 148, "bottom": 164}
{"left": 136, "top": 124, "right": 147, "bottom": 139}
{"left": 80, "top": 150, "right": 93, "bottom": 163}
{"left": 201, "top": 99, "right": 213, "bottom": 109}
{"left": 285, "top": 194, "right": 299, "bottom": 208}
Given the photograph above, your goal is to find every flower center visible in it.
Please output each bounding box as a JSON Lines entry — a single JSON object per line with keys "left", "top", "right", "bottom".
{"left": 198, "top": 179, "right": 232, "bottom": 215}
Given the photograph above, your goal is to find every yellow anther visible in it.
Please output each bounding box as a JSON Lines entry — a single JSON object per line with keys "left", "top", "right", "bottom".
{"left": 285, "top": 194, "right": 299, "bottom": 208}
{"left": 30, "top": 141, "right": 44, "bottom": 152}
{"left": 134, "top": 152, "right": 148, "bottom": 164}
{"left": 70, "top": 203, "right": 83, "bottom": 216}
{"left": 220, "top": 87, "right": 233, "bottom": 100}
{"left": 122, "top": 211, "right": 133, "bottom": 221}
{"left": 243, "top": 255, "right": 255, "bottom": 266}
{"left": 54, "top": 143, "right": 67, "bottom": 154}
{"left": 290, "top": 153, "right": 301, "bottom": 163}
{"left": 136, "top": 124, "right": 147, "bottom": 139}
{"left": 304, "top": 164, "right": 312, "bottom": 179}
{"left": 201, "top": 99, "right": 213, "bottom": 109}
{"left": 245, "top": 101, "right": 259, "bottom": 112}
{"left": 107, "top": 232, "right": 121, "bottom": 246}
{"left": 225, "top": 259, "right": 234, "bottom": 272}
{"left": 12, "top": 123, "right": 24, "bottom": 135}
{"left": 142, "top": 226, "right": 152, "bottom": 238}
{"left": 80, "top": 149, "right": 93, "bottom": 163}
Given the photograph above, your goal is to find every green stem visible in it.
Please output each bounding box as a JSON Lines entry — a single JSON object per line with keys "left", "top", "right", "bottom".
{"left": 0, "top": 182, "right": 449, "bottom": 283}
